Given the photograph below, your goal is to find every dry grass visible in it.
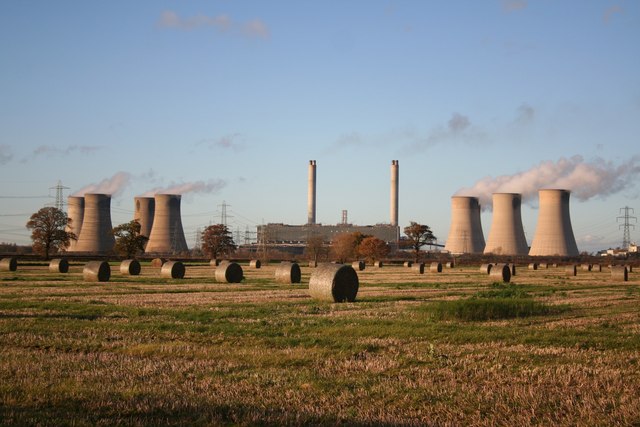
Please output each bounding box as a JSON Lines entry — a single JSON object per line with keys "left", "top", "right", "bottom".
{"left": 1, "top": 262, "right": 639, "bottom": 425}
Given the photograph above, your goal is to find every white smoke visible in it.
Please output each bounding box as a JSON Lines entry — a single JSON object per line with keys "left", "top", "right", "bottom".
{"left": 141, "top": 179, "right": 226, "bottom": 197}
{"left": 72, "top": 171, "right": 132, "bottom": 196}
{"left": 456, "top": 155, "right": 640, "bottom": 209}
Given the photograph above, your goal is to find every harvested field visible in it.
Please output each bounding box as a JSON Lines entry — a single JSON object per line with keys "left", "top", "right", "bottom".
{"left": 1, "top": 262, "right": 639, "bottom": 425}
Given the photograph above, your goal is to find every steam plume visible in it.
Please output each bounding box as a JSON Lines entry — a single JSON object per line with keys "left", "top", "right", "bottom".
{"left": 72, "top": 172, "right": 132, "bottom": 196}
{"left": 456, "top": 155, "right": 640, "bottom": 209}
{"left": 141, "top": 179, "right": 226, "bottom": 197}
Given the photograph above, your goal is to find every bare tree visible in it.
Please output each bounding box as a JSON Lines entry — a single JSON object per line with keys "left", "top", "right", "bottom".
{"left": 201, "top": 224, "right": 236, "bottom": 259}
{"left": 304, "top": 235, "right": 327, "bottom": 263}
{"left": 26, "top": 207, "right": 75, "bottom": 259}
{"left": 403, "top": 222, "right": 436, "bottom": 262}
{"left": 112, "top": 220, "right": 148, "bottom": 258}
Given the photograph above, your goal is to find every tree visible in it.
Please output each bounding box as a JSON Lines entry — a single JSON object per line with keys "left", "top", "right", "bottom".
{"left": 358, "top": 236, "right": 390, "bottom": 264}
{"left": 112, "top": 220, "right": 148, "bottom": 258}
{"left": 404, "top": 221, "right": 436, "bottom": 262}
{"left": 331, "top": 232, "right": 368, "bottom": 263}
{"left": 201, "top": 224, "right": 236, "bottom": 259}
{"left": 26, "top": 207, "right": 75, "bottom": 259}
{"left": 304, "top": 235, "right": 327, "bottom": 263}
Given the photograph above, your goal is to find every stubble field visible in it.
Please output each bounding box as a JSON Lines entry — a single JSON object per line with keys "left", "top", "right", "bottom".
{"left": 1, "top": 261, "right": 639, "bottom": 426}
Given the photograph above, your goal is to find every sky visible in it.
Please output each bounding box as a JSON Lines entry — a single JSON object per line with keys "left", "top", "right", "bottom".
{"left": 1, "top": 1, "right": 639, "bottom": 253}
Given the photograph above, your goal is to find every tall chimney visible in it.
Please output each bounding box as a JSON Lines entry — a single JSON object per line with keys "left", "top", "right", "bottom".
{"left": 529, "top": 189, "right": 579, "bottom": 256}
{"left": 308, "top": 160, "right": 316, "bottom": 225}
{"left": 73, "top": 193, "right": 115, "bottom": 254}
{"left": 66, "top": 196, "right": 84, "bottom": 252}
{"left": 145, "top": 194, "right": 189, "bottom": 254}
{"left": 134, "top": 196, "right": 155, "bottom": 238}
{"left": 444, "top": 196, "right": 485, "bottom": 254}
{"left": 390, "top": 160, "right": 399, "bottom": 226}
{"left": 484, "top": 193, "right": 529, "bottom": 255}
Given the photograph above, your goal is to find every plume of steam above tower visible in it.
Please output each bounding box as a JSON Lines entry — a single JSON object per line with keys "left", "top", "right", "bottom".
{"left": 72, "top": 172, "right": 132, "bottom": 197}
{"left": 456, "top": 156, "right": 640, "bottom": 209}
{"left": 141, "top": 179, "right": 226, "bottom": 197}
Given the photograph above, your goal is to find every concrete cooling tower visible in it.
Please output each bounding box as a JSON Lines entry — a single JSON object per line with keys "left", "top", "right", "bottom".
{"left": 529, "top": 189, "right": 579, "bottom": 257}
{"left": 145, "top": 194, "right": 189, "bottom": 254}
{"left": 484, "top": 193, "right": 529, "bottom": 255}
{"left": 66, "top": 196, "right": 84, "bottom": 251}
{"left": 444, "top": 196, "right": 485, "bottom": 254}
{"left": 73, "top": 193, "right": 115, "bottom": 253}
{"left": 134, "top": 196, "right": 155, "bottom": 238}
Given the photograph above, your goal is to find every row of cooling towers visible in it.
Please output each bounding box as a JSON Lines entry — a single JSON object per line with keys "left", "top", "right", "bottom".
{"left": 444, "top": 189, "right": 580, "bottom": 256}
{"left": 66, "top": 194, "right": 188, "bottom": 254}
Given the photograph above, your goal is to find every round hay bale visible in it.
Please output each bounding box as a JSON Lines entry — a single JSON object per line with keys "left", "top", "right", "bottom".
{"left": 275, "top": 262, "right": 302, "bottom": 284}
{"left": 0, "top": 257, "right": 17, "bottom": 272}
{"left": 528, "top": 263, "right": 538, "bottom": 270}
{"left": 593, "top": 264, "right": 602, "bottom": 272}
{"left": 151, "top": 258, "right": 165, "bottom": 268}
{"left": 403, "top": 261, "right": 413, "bottom": 268}
{"left": 120, "top": 259, "right": 141, "bottom": 276}
{"left": 581, "top": 264, "right": 592, "bottom": 272}
{"left": 480, "top": 263, "right": 492, "bottom": 275}
{"left": 565, "top": 265, "right": 577, "bottom": 276}
{"left": 490, "top": 263, "right": 511, "bottom": 283}
{"left": 445, "top": 261, "right": 454, "bottom": 268}
{"left": 309, "top": 263, "right": 359, "bottom": 303}
{"left": 215, "top": 261, "right": 243, "bottom": 283}
{"left": 209, "top": 259, "right": 221, "bottom": 267}
{"left": 49, "top": 258, "right": 69, "bottom": 273}
{"left": 552, "top": 263, "right": 558, "bottom": 268}
{"left": 373, "top": 261, "right": 383, "bottom": 268}
{"left": 628, "top": 265, "right": 633, "bottom": 273}
{"left": 308, "top": 260, "right": 318, "bottom": 268}
{"left": 352, "top": 261, "right": 365, "bottom": 271}
{"left": 412, "top": 263, "right": 425, "bottom": 274}
{"left": 83, "top": 261, "right": 110, "bottom": 282}
{"left": 611, "top": 265, "right": 628, "bottom": 282}
{"left": 538, "top": 263, "right": 548, "bottom": 269}
{"left": 509, "top": 264, "right": 517, "bottom": 276}
{"left": 429, "top": 262, "right": 442, "bottom": 273}
{"left": 161, "top": 261, "right": 185, "bottom": 279}
{"left": 249, "top": 259, "right": 261, "bottom": 269}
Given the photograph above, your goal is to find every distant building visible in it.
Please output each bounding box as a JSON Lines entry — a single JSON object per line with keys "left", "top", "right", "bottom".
{"left": 257, "top": 223, "right": 400, "bottom": 245}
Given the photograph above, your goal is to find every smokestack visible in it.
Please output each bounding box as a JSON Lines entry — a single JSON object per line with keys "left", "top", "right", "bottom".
{"left": 390, "top": 160, "right": 399, "bottom": 226}
{"left": 444, "top": 196, "right": 485, "bottom": 254}
{"left": 308, "top": 160, "right": 316, "bottom": 225}
{"left": 73, "top": 193, "right": 115, "bottom": 254}
{"left": 134, "top": 196, "right": 155, "bottom": 238}
{"left": 145, "top": 194, "right": 189, "bottom": 254}
{"left": 66, "top": 196, "right": 84, "bottom": 252}
{"left": 529, "top": 189, "right": 579, "bottom": 256}
{"left": 484, "top": 193, "right": 529, "bottom": 255}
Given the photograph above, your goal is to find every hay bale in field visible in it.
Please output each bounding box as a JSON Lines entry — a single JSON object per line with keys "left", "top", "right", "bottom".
{"left": 120, "top": 259, "right": 141, "bottom": 276}
{"left": 83, "top": 261, "right": 110, "bottom": 282}
{"left": 445, "top": 261, "right": 454, "bottom": 268}
{"left": 581, "top": 264, "right": 592, "bottom": 272}
{"left": 352, "top": 261, "right": 365, "bottom": 271}
{"left": 49, "top": 258, "right": 69, "bottom": 273}
{"left": 373, "top": 261, "right": 383, "bottom": 268}
{"left": 611, "top": 265, "right": 628, "bottom": 282}
{"left": 480, "top": 263, "right": 492, "bottom": 274}
{"left": 161, "top": 261, "right": 185, "bottom": 279}
{"left": 552, "top": 263, "right": 558, "bottom": 268}
{"left": 308, "top": 260, "right": 318, "bottom": 268}
{"left": 275, "top": 262, "right": 302, "bottom": 284}
{"left": 412, "top": 263, "right": 425, "bottom": 274}
{"left": 0, "top": 257, "right": 17, "bottom": 272}
{"left": 509, "top": 264, "right": 517, "bottom": 276}
{"left": 151, "top": 258, "right": 165, "bottom": 268}
{"left": 593, "top": 264, "right": 602, "bottom": 272}
{"left": 429, "top": 262, "right": 442, "bottom": 273}
{"left": 565, "top": 265, "right": 577, "bottom": 276}
{"left": 538, "top": 263, "right": 548, "bottom": 269}
{"left": 403, "top": 261, "right": 413, "bottom": 268}
{"left": 628, "top": 265, "right": 633, "bottom": 273}
{"left": 309, "top": 263, "right": 359, "bottom": 302}
{"left": 209, "top": 259, "right": 221, "bottom": 267}
{"left": 215, "top": 261, "right": 243, "bottom": 283}
{"left": 490, "top": 263, "right": 511, "bottom": 283}
{"left": 249, "top": 259, "right": 261, "bottom": 269}
{"left": 528, "top": 263, "right": 538, "bottom": 270}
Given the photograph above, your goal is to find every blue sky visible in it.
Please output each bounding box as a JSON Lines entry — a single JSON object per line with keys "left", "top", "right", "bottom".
{"left": 1, "top": 1, "right": 639, "bottom": 252}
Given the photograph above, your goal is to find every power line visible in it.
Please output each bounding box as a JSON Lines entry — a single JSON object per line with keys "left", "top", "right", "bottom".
{"left": 617, "top": 206, "right": 637, "bottom": 249}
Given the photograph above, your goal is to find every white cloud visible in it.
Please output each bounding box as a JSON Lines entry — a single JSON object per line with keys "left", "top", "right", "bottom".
{"left": 157, "top": 10, "right": 269, "bottom": 39}
{"left": 502, "top": 0, "right": 527, "bottom": 12}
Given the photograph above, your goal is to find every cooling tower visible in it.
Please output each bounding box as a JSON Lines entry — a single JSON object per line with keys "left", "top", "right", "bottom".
{"left": 529, "top": 189, "right": 579, "bottom": 256}
{"left": 145, "top": 194, "right": 189, "bottom": 254}
{"left": 134, "top": 196, "right": 155, "bottom": 238}
{"left": 484, "top": 193, "right": 529, "bottom": 255}
{"left": 308, "top": 160, "right": 317, "bottom": 225}
{"left": 444, "top": 196, "right": 485, "bottom": 254}
{"left": 73, "top": 193, "right": 115, "bottom": 254}
{"left": 66, "top": 196, "right": 84, "bottom": 251}
{"left": 390, "top": 160, "right": 399, "bottom": 226}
